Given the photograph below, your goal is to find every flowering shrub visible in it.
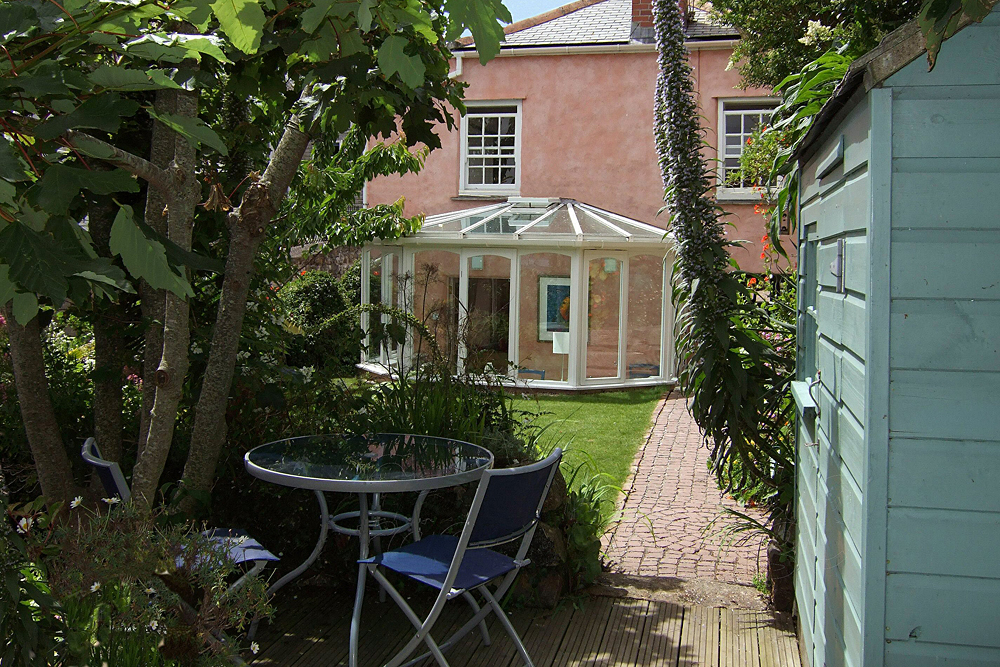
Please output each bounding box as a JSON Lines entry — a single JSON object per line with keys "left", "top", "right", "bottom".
{"left": 2, "top": 494, "right": 270, "bottom": 666}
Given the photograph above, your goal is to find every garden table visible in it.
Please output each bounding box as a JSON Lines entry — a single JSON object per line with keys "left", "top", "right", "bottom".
{"left": 244, "top": 433, "right": 493, "bottom": 667}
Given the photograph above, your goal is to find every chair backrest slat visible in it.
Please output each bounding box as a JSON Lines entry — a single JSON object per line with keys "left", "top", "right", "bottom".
{"left": 466, "top": 449, "right": 561, "bottom": 549}
{"left": 81, "top": 438, "right": 131, "bottom": 503}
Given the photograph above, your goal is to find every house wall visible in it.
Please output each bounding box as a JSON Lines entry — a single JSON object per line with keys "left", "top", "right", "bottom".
{"left": 795, "top": 94, "right": 872, "bottom": 667}
{"left": 366, "top": 45, "right": 791, "bottom": 273}
{"left": 878, "top": 11, "right": 1000, "bottom": 665}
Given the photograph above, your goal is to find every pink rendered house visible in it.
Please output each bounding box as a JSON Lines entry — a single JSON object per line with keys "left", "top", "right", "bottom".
{"left": 367, "top": 0, "right": 792, "bottom": 274}
{"left": 360, "top": 0, "right": 791, "bottom": 388}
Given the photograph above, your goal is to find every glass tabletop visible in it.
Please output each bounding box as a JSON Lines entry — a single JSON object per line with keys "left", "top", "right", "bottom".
{"left": 244, "top": 433, "right": 494, "bottom": 492}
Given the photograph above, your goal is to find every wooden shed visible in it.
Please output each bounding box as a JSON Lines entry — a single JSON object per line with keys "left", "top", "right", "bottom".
{"left": 791, "top": 8, "right": 1000, "bottom": 667}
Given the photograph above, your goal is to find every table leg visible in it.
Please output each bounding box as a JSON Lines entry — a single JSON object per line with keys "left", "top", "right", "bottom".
{"left": 372, "top": 492, "right": 387, "bottom": 603}
{"left": 249, "top": 490, "right": 329, "bottom": 640}
{"left": 350, "top": 492, "right": 370, "bottom": 667}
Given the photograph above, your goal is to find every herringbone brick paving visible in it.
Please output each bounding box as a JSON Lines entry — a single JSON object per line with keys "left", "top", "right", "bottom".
{"left": 603, "top": 390, "right": 768, "bottom": 584}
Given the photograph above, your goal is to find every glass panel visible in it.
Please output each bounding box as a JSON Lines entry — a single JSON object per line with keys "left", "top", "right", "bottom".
{"left": 725, "top": 113, "right": 741, "bottom": 134}
{"left": 586, "top": 257, "right": 622, "bottom": 379}
{"left": 517, "top": 253, "right": 572, "bottom": 382}
{"left": 365, "top": 248, "right": 383, "bottom": 362}
{"left": 464, "top": 255, "right": 512, "bottom": 376}
{"left": 484, "top": 117, "right": 499, "bottom": 134}
{"left": 413, "top": 250, "right": 460, "bottom": 370}
{"left": 468, "top": 117, "right": 482, "bottom": 134}
{"left": 377, "top": 252, "right": 403, "bottom": 365}
{"left": 469, "top": 168, "right": 483, "bottom": 184}
{"left": 500, "top": 117, "right": 515, "bottom": 134}
{"left": 519, "top": 207, "right": 574, "bottom": 237}
{"left": 626, "top": 255, "right": 664, "bottom": 379}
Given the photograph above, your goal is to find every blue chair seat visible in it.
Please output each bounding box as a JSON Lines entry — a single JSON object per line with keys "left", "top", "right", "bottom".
{"left": 362, "top": 535, "right": 516, "bottom": 595}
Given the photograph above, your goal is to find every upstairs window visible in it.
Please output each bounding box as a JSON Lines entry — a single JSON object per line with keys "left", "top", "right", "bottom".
{"left": 461, "top": 102, "right": 520, "bottom": 194}
{"left": 717, "top": 99, "right": 777, "bottom": 199}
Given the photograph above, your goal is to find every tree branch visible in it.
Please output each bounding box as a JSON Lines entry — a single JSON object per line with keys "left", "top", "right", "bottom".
{"left": 65, "top": 129, "right": 172, "bottom": 193}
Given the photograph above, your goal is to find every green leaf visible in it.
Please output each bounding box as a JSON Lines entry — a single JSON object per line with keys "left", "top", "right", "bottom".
{"left": 378, "top": 36, "right": 426, "bottom": 88}
{"left": 301, "top": 0, "right": 336, "bottom": 34}
{"left": 0, "top": 264, "right": 15, "bottom": 305}
{"left": 109, "top": 205, "right": 192, "bottom": 298}
{"left": 0, "top": 138, "right": 30, "bottom": 182}
{"left": 34, "top": 93, "right": 140, "bottom": 140}
{"left": 443, "top": 0, "right": 510, "bottom": 64}
{"left": 0, "top": 222, "right": 75, "bottom": 304}
{"left": 0, "top": 3, "right": 38, "bottom": 45}
{"left": 170, "top": 0, "right": 215, "bottom": 30}
{"left": 148, "top": 110, "right": 229, "bottom": 155}
{"left": 89, "top": 65, "right": 183, "bottom": 91}
{"left": 12, "top": 292, "right": 38, "bottom": 325}
{"left": 32, "top": 166, "right": 139, "bottom": 215}
{"left": 124, "top": 33, "right": 232, "bottom": 64}
{"left": 357, "top": 0, "right": 375, "bottom": 31}
{"left": 211, "top": 0, "right": 266, "bottom": 54}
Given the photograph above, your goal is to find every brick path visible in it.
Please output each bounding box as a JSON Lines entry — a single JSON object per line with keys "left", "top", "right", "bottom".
{"left": 602, "top": 390, "right": 768, "bottom": 585}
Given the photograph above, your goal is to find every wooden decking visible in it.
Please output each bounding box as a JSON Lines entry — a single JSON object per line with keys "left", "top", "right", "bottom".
{"left": 250, "top": 588, "right": 800, "bottom": 667}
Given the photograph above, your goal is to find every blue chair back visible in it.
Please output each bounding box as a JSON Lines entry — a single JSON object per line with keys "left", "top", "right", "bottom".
{"left": 467, "top": 449, "right": 561, "bottom": 549}
{"left": 81, "top": 438, "right": 131, "bottom": 503}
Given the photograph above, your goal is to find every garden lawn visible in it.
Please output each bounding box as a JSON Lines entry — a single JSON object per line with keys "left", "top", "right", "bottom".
{"left": 513, "top": 387, "right": 667, "bottom": 493}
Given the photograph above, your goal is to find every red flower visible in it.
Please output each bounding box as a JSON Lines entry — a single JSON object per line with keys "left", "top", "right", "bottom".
{"left": 761, "top": 252, "right": 766, "bottom": 259}
{"left": 748, "top": 277, "right": 757, "bottom": 286}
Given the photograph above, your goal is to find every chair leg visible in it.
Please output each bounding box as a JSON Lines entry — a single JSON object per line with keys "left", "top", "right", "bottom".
{"left": 480, "top": 587, "right": 534, "bottom": 667}
{"left": 461, "top": 591, "right": 492, "bottom": 646}
{"left": 369, "top": 566, "right": 451, "bottom": 667}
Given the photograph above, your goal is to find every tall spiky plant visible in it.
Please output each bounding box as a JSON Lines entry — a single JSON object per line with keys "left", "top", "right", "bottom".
{"left": 653, "top": 0, "right": 797, "bottom": 605}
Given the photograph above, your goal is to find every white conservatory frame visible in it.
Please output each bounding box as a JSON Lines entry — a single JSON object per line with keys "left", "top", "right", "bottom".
{"left": 360, "top": 198, "right": 675, "bottom": 390}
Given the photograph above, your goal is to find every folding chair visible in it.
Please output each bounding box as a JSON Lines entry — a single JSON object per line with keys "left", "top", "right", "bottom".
{"left": 81, "top": 437, "right": 278, "bottom": 594}
{"left": 362, "top": 448, "right": 563, "bottom": 667}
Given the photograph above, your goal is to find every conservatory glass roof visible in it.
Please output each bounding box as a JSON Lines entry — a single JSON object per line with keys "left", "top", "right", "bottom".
{"left": 416, "top": 198, "right": 666, "bottom": 243}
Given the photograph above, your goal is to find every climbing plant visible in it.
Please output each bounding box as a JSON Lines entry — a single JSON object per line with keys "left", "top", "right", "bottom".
{"left": 652, "top": 0, "right": 796, "bottom": 598}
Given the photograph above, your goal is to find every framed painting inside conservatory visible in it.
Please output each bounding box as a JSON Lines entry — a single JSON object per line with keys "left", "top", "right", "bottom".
{"left": 538, "top": 275, "right": 570, "bottom": 341}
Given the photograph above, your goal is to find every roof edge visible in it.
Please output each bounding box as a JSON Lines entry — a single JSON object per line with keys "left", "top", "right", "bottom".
{"left": 455, "top": 0, "right": 609, "bottom": 47}
{"left": 795, "top": 2, "right": 1000, "bottom": 162}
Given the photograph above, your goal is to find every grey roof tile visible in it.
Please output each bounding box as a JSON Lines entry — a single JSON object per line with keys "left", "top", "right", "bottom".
{"left": 465, "top": 0, "right": 738, "bottom": 49}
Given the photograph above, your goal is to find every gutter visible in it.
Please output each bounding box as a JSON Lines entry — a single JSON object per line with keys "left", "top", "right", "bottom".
{"left": 450, "top": 38, "right": 737, "bottom": 60}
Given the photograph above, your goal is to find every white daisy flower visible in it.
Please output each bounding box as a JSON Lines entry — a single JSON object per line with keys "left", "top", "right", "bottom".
{"left": 250, "top": 642, "right": 260, "bottom": 655}
{"left": 146, "top": 587, "right": 156, "bottom": 595}
{"left": 90, "top": 581, "right": 101, "bottom": 593}
{"left": 149, "top": 619, "right": 159, "bottom": 631}
{"left": 102, "top": 497, "right": 121, "bottom": 505}
{"left": 16, "top": 517, "right": 32, "bottom": 534}
{"left": 70, "top": 496, "right": 83, "bottom": 509}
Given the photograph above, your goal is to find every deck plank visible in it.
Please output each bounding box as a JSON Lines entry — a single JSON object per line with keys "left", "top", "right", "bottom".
{"left": 252, "top": 589, "right": 801, "bottom": 667}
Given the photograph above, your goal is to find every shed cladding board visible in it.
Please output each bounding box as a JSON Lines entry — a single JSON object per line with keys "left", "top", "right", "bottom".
{"left": 795, "top": 95, "right": 871, "bottom": 667}
{"left": 881, "top": 12, "right": 1000, "bottom": 663}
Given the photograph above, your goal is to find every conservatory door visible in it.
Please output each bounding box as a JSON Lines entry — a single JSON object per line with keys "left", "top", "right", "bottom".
{"left": 459, "top": 250, "right": 515, "bottom": 376}
{"left": 412, "top": 249, "right": 461, "bottom": 371}
{"left": 584, "top": 252, "right": 627, "bottom": 382}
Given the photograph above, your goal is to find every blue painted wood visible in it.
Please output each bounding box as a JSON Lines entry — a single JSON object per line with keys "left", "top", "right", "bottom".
{"left": 886, "top": 641, "right": 1000, "bottom": 667}
{"left": 887, "top": 20, "right": 1000, "bottom": 88}
{"left": 887, "top": 507, "right": 1000, "bottom": 578}
{"left": 888, "top": 438, "right": 1000, "bottom": 512}
{"left": 821, "top": 562, "right": 862, "bottom": 667}
{"left": 840, "top": 353, "right": 866, "bottom": 427}
{"left": 862, "top": 86, "right": 894, "bottom": 667}
{"left": 836, "top": 408, "right": 865, "bottom": 492}
{"left": 892, "top": 87, "right": 1000, "bottom": 158}
{"left": 885, "top": 573, "right": 1000, "bottom": 646}
{"left": 892, "top": 159, "right": 1000, "bottom": 230}
{"left": 890, "top": 230, "right": 1000, "bottom": 299}
{"left": 890, "top": 300, "right": 1000, "bottom": 371}
{"left": 889, "top": 370, "right": 1000, "bottom": 441}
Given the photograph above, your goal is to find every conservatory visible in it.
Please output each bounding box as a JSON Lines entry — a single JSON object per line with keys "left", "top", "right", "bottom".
{"left": 359, "top": 198, "right": 674, "bottom": 390}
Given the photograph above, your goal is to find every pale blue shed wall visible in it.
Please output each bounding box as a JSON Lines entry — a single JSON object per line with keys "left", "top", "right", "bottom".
{"left": 881, "top": 10, "right": 1000, "bottom": 666}
{"left": 796, "top": 95, "right": 872, "bottom": 667}
{"left": 796, "top": 8, "right": 1000, "bottom": 667}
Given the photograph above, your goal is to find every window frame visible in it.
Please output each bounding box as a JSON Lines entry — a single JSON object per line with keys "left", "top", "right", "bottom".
{"left": 716, "top": 97, "right": 779, "bottom": 202}
{"left": 460, "top": 100, "right": 522, "bottom": 196}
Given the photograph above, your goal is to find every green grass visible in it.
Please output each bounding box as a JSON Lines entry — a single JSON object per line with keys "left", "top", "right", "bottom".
{"left": 512, "top": 386, "right": 667, "bottom": 493}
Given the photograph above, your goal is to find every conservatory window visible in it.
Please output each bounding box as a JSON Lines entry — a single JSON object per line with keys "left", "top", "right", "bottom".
{"left": 461, "top": 102, "right": 520, "bottom": 194}
{"left": 717, "top": 100, "right": 777, "bottom": 198}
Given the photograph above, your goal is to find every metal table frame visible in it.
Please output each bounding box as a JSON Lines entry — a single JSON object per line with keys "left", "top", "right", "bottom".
{"left": 244, "top": 435, "right": 493, "bottom": 667}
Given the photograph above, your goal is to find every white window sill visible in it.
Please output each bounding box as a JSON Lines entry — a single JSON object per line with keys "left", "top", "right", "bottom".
{"left": 716, "top": 187, "right": 770, "bottom": 204}
{"left": 455, "top": 191, "right": 519, "bottom": 200}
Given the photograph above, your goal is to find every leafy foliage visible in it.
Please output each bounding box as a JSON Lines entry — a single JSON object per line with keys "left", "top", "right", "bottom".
{"left": 709, "top": 0, "right": 921, "bottom": 88}
{"left": 920, "top": 0, "right": 998, "bottom": 67}
{"left": 282, "top": 270, "right": 363, "bottom": 375}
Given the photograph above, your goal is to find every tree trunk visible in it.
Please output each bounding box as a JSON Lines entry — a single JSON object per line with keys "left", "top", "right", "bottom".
{"left": 180, "top": 110, "right": 311, "bottom": 508}
{"left": 138, "top": 91, "right": 175, "bottom": 458}
{"left": 130, "top": 90, "right": 200, "bottom": 508}
{"left": 89, "top": 192, "right": 126, "bottom": 463}
{"left": 3, "top": 304, "right": 77, "bottom": 503}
